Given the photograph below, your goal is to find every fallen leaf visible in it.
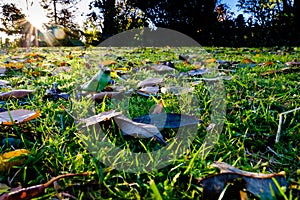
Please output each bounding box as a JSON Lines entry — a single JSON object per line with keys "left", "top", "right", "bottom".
{"left": 93, "top": 92, "right": 121, "bottom": 101}
{"left": 205, "top": 58, "right": 217, "bottom": 63}
{"left": 81, "top": 69, "right": 111, "bottom": 92}
{"left": 0, "top": 80, "right": 9, "bottom": 87}
{"left": 0, "top": 172, "right": 89, "bottom": 200}
{"left": 199, "top": 162, "right": 287, "bottom": 200}
{"left": 151, "top": 100, "right": 164, "bottom": 114}
{"left": 82, "top": 110, "right": 122, "bottom": 127}
{"left": 0, "top": 90, "right": 34, "bottom": 100}
{"left": 133, "top": 113, "right": 200, "bottom": 129}
{"left": 137, "top": 78, "right": 164, "bottom": 88}
{"left": 187, "top": 68, "right": 211, "bottom": 76}
{"left": 0, "top": 109, "right": 40, "bottom": 125}
{"left": 113, "top": 115, "right": 167, "bottom": 145}
{"left": 242, "top": 58, "right": 256, "bottom": 64}
{"left": 138, "top": 86, "right": 160, "bottom": 96}
{"left": 99, "top": 60, "right": 117, "bottom": 67}
{"left": 260, "top": 67, "right": 300, "bottom": 76}
{"left": 45, "top": 83, "right": 70, "bottom": 100}
{"left": 150, "top": 65, "right": 176, "bottom": 73}
{"left": 0, "top": 149, "right": 30, "bottom": 173}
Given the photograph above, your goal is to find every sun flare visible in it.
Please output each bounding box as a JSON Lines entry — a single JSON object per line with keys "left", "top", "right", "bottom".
{"left": 25, "top": 2, "right": 49, "bottom": 31}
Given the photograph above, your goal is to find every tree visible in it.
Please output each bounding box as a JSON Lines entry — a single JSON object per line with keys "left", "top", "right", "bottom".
{"left": 88, "top": 0, "right": 147, "bottom": 41}
{"left": 0, "top": 3, "right": 26, "bottom": 35}
{"left": 40, "top": 0, "right": 80, "bottom": 32}
{"left": 126, "top": 0, "right": 217, "bottom": 43}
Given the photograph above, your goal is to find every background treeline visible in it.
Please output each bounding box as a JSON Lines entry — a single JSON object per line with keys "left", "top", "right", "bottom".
{"left": 0, "top": 0, "right": 299, "bottom": 47}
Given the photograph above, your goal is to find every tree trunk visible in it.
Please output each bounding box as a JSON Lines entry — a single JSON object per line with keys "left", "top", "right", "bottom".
{"left": 53, "top": 0, "right": 57, "bottom": 24}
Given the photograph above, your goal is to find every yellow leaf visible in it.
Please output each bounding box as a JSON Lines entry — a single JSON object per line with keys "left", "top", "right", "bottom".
{"left": 0, "top": 149, "right": 30, "bottom": 173}
{"left": 205, "top": 58, "right": 216, "bottom": 63}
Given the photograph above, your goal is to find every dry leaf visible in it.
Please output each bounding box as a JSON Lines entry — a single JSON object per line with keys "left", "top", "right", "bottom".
{"left": 0, "top": 149, "right": 30, "bottom": 173}
{"left": 137, "top": 78, "right": 164, "bottom": 88}
{"left": 133, "top": 113, "right": 200, "bottom": 129}
{"left": 138, "top": 86, "right": 160, "bottom": 96}
{"left": 82, "top": 110, "right": 122, "bottom": 127}
{"left": 0, "top": 109, "right": 40, "bottom": 125}
{"left": 93, "top": 92, "right": 121, "bottom": 100}
{"left": 0, "top": 90, "right": 34, "bottom": 100}
{"left": 199, "top": 162, "right": 287, "bottom": 200}
{"left": 0, "top": 172, "right": 89, "bottom": 200}
{"left": 150, "top": 65, "right": 176, "bottom": 72}
{"left": 152, "top": 100, "right": 164, "bottom": 114}
{"left": 113, "top": 115, "right": 167, "bottom": 145}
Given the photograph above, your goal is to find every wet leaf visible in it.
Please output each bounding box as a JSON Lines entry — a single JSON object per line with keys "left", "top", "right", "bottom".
{"left": 81, "top": 69, "right": 111, "bottom": 92}
{"left": 0, "top": 109, "right": 40, "bottom": 125}
{"left": 199, "top": 162, "right": 287, "bottom": 200}
{"left": 0, "top": 90, "right": 34, "bottom": 100}
{"left": 133, "top": 113, "right": 200, "bottom": 129}
{"left": 0, "top": 149, "right": 30, "bottom": 173}
{"left": 113, "top": 115, "right": 167, "bottom": 145}
{"left": 0, "top": 172, "right": 89, "bottom": 200}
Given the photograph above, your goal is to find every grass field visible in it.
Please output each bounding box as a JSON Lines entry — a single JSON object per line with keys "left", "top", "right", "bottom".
{"left": 0, "top": 46, "right": 299, "bottom": 199}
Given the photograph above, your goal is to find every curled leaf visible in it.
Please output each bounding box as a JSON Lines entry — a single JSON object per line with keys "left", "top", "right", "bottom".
{"left": 113, "top": 115, "right": 167, "bottom": 145}
{"left": 0, "top": 90, "right": 34, "bottom": 100}
{"left": 0, "top": 149, "right": 30, "bottom": 173}
{"left": 0, "top": 109, "right": 40, "bottom": 125}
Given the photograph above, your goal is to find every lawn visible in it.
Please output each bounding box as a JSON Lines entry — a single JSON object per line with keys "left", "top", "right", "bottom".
{"left": 0, "top": 46, "right": 299, "bottom": 199}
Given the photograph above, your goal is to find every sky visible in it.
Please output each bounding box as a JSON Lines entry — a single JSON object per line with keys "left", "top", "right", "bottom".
{"left": 0, "top": 0, "right": 242, "bottom": 42}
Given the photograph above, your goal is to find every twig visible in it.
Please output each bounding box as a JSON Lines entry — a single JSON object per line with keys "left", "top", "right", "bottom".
{"left": 276, "top": 107, "right": 300, "bottom": 143}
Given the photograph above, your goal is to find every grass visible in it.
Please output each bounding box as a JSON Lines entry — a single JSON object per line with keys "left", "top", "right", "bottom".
{"left": 0, "top": 46, "right": 299, "bottom": 199}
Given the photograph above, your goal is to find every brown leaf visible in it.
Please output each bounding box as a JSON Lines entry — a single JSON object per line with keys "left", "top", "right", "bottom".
{"left": 82, "top": 110, "right": 122, "bottom": 127}
{"left": 0, "top": 109, "right": 40, "bottom": 125}
{"left": 152, "top": 100, "right": 164, "bottom": 114}
{"left": 138, "top": 86, "right": 160, "bottom": 96}
{"left": 150, "top": 65, "right": 176, "bottom": 72}
{"left": 261, "top": 67, "right": 300, "bottom": 76}
{"left": 113, "top": 115, "right": 167, "bottom": 145}
{"left": 0, "top": 172, "right": 90, "bottom": 200}
{"left": 0, "top": 90, "right": 34, "bottom": 100}
{"left": 242, "top": 58, "right": 256, "bottom": 64}
{"left": 199, "top": 162, "right": 287, "bottom": 200}
{"left": 137, "top": 78, "right": 164, "bottom": 88}
{"left": 93, "top": 92, "right": 121, "bottom": 101}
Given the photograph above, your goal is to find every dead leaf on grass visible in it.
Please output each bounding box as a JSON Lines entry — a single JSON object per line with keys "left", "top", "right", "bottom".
{"left": 0, "top": 172, "right": 89, "bottom": 200}
{"left": 82, "top": 110, "right": 122, "bottom": 127}
{"left": 137, "top": 78, "right": 164, "bottom": 88}
{"left": 0, "top": 149, "right": 30, "bottom": 173}
{"left": 0, "top": 109, "right": 40, "bottom": 125}
{"left": 133, "top": 113, "right": 200, "bottom": 129}
{"left": 113, "top": 115, "right": 167, "bottom": 145}
{"left": 0, "top": 90, "right": 34, "bottom": 100}
{"left": 198, "top": 162, "right": 287, "bottom": 200}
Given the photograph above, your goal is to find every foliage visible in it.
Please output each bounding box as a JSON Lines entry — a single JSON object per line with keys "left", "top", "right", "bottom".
{"left": 0, "top": 3, "right": 26, "bottom": 35}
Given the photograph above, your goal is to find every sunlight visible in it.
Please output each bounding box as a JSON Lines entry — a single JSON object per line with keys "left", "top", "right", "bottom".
{"left": 25, "top": 2, "right": 49, "bottom": 32}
